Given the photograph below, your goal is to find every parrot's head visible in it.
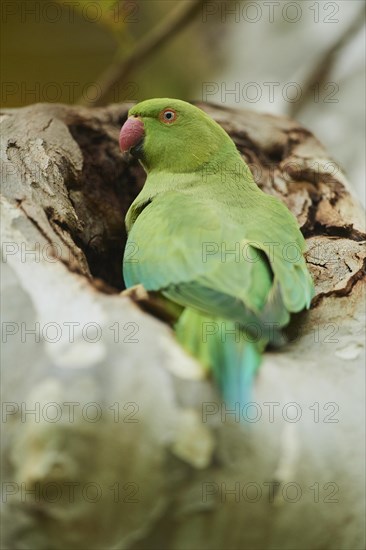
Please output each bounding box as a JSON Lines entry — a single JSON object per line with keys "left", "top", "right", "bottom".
{"left": 119, "top": 98, "right": 238, "bottom": 173}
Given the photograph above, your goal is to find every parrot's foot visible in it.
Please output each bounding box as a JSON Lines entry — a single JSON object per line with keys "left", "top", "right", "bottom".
{"left": 120, "top": 285, "right": 181, "bottom": 325}
{"left": 120, "top": 284, "right": 149, "bottom": 301}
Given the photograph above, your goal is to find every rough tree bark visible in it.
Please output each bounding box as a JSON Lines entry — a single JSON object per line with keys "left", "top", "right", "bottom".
{"left": 1, "top": 102, "right": 365, "bottom": 550}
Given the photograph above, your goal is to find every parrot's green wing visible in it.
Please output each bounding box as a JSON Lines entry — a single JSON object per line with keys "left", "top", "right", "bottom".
{"left": 243, "top": 193, "right": 314, "bottom": 314}
{"left": 124, "top": 192, "right": 271, "bottom": 325}
{"left": 124, "top": 190, "right": 313, "bottom": 334}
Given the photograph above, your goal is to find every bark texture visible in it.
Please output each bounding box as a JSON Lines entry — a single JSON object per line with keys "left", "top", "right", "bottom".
{"left": 1, "top": 102, "right": 365, "bottom": 550}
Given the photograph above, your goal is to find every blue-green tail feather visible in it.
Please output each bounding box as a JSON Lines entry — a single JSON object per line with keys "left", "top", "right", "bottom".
{"left": 175, "top": 308, "right": 265, "bottom": 411}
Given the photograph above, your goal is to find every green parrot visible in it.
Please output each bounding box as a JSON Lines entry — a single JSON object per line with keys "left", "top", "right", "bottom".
{"left": 119, "top": 98, "right": 314, "bottom": 406}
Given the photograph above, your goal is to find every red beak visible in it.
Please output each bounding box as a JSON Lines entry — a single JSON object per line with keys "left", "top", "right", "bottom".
{"left": 119, "top": 117, "right": 145, "bottom": 152}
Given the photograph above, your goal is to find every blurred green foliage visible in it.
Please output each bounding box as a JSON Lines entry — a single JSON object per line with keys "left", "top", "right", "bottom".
{"left": 1, "top": 0, "right": 221, "bottom": 107}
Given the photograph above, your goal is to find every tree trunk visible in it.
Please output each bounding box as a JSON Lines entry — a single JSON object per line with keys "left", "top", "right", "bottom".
{"left": 1, "top": 102, "right": 365, "bottom": 550}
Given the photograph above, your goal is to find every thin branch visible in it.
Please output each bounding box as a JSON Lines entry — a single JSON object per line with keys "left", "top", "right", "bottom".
{"left": 289, "top": 3, "right": 366, "bottom": 117}
{"left": 78, "top": 0, "right": 207, "bottom": 107}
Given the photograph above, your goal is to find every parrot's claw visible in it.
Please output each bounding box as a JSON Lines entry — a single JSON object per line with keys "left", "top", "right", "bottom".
{"left": 120, "top": 284, "right": 149, "bottom": 301}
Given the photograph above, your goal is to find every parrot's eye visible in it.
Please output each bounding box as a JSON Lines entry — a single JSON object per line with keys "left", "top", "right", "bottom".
{"left": 160, "top": 109, "right": 177, "bottom": 124}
